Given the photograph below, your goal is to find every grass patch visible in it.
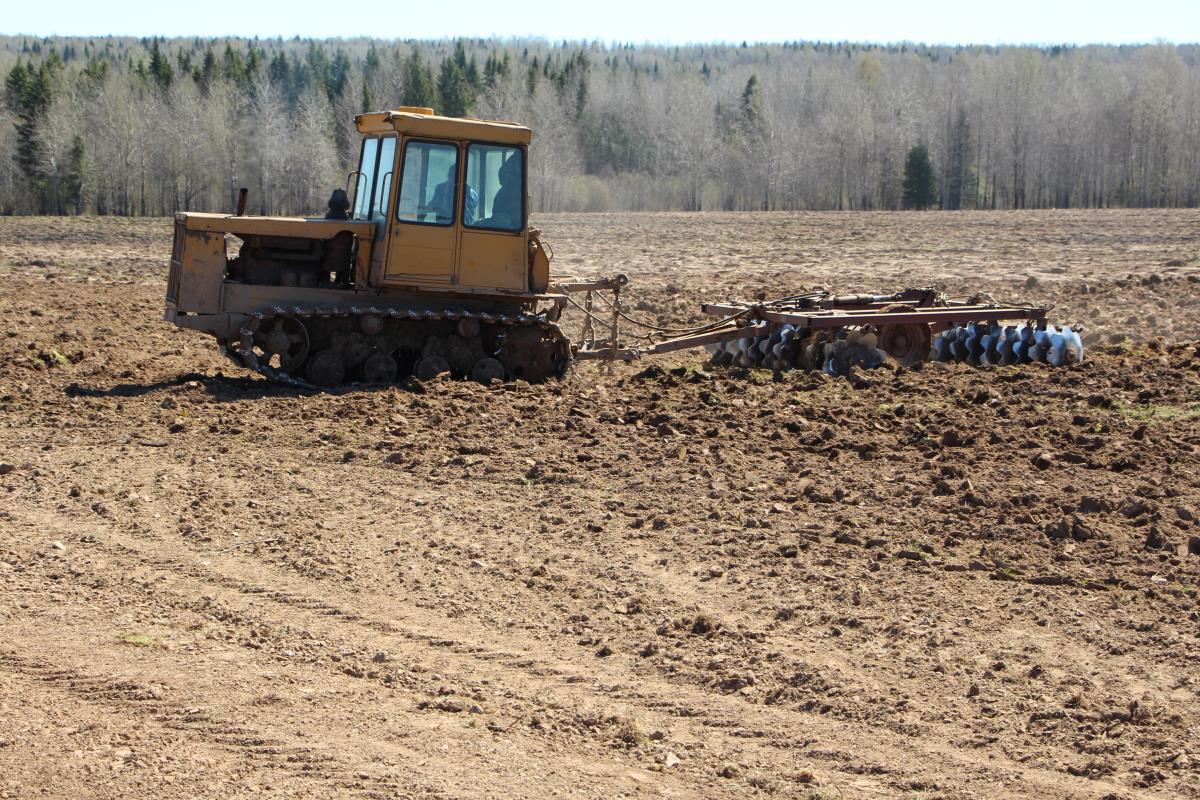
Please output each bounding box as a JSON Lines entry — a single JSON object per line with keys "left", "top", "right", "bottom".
{"left": 117, "top": 632, "right": 160, "bottom": 647}
{"left": 1115, "top": 401, "right": 1200, "bottom": 423}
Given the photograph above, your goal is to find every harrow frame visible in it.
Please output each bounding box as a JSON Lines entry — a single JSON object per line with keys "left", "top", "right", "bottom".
{"left": 564, "top": 279, "right": 1060, "bottom": 369}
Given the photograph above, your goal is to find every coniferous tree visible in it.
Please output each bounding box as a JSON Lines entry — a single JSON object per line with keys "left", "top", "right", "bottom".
{"left": 943, "top": 109, "right": 975, "bottom": 210}
{"left": 902, "top": 144, "right": 936, "bottom": 209}
{"left": 267, "top": 51, "right": 290, "bottom": 89}
{"left": 364, "top": 44, "right": 382, "bottom": 78}
{"left": 223, "top": 43, "right": 246, "bottom": 85}
{"left": 526, "top": 57, "right": 539, "bottom": 96}
{"left": 437, "top": 56, "right": 473, "bottom": 117}
{"left": 62, "top": 134, "right": 87, "bottom": 214}
{"left": 5, "top": 61, "right": 56, "bottom": 211}
{"left": 148, "top": 38, "right": 173, "bottom": 91}
{"left": 400, "top": 49, "right": 435, "bottom": 109}
{"left": 197, "top": 48, "right": 217, "bottom": 94}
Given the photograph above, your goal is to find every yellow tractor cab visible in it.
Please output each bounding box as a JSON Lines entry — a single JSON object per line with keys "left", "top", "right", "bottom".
{"left": 350, "top": 107, "right": 545, "bottom": 295}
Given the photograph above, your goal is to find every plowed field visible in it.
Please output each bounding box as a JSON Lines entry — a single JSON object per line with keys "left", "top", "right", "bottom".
{"left": 1, "top": 210, "right": 1198, "bottom": 799}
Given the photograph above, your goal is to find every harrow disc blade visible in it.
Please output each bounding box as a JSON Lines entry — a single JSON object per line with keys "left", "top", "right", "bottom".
{"left": 1016, "top": 325, "right": 1035, "bottom": 363}
{"left": 997, "top": 326, "right": 1018, "bottom": 366}
{"left": 932, "top": 326, "right": 956, "bottom": 361}
{"left": 964, "top": 324, "right": 984, "bottom": 364}
{"left": 1047, "top": 330, "right": 1067, "bottom": 367}
{"left": 865, "top": 347, "right": 890, "bottom": 369}
{"left": 1062, "top": 326, "right": 1085, "bottom": 363}
{"left": 1029, "top": 326, "right": 1052, "bottom": 362}
{"left": 950, "top": 335, "right": 970, "bottom": 362}
{"left": 802, "top": 342, "right": 824, "bottom": 371}
{"left": 979, "top": 333, "right": 996, "bottom": 367}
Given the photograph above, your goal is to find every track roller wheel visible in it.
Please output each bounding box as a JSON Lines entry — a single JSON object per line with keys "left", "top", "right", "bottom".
{"left": 470, "top": 356, "right": 505, "bottom": 385}
{"left": 457, "top": 317, "right": 481, "bottom": 339}
{"left": 363, "top": 352, "right": 399, "bottom": 383}
{"left": 306, "top": 349, "right": 345, "bottom": 388}
{"left": 414, "top": 355, "right": 451, "bottom": 380}
{"left": 333, "top": 331, "right": 372, "bottom": 368}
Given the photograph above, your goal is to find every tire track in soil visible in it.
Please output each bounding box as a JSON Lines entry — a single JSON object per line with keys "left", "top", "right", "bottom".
{"left": 5, "top": 512, "right": 720, "bottom": 799}
{"left": 14, "top": 505, "right": 1172, "bottom": 800}
{"left": 0, "top": 651, "right": 421, "bottom": 800}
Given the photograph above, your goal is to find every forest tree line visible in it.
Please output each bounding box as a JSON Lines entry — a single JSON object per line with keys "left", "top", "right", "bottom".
{"left": 1, "top": 34, "right": 1198, "bottom": 216}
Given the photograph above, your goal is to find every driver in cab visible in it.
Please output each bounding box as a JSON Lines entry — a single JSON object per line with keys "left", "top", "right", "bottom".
{"left": 430, "top": 164, "right": 478, "bottom": 225}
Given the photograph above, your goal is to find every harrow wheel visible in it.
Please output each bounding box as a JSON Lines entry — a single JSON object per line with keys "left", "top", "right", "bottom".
{"left": 876, "top": 304, "right": 932, "bottom": 367}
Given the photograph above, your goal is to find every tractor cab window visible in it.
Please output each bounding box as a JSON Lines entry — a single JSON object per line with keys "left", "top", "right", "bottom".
{"left": 464, "top": 144, "right": 524, "bottom": 233}
{"left": 352, "top": 137, "right": 379, "bottom": 220}
{"left": 395, "top": 140, "right": 460, "bottom": 226}
{"left": 351, "top": 135, "right": 396, "bottom": 220}
{"left": 373, "top": 137, "right": 396, "bottom": 218}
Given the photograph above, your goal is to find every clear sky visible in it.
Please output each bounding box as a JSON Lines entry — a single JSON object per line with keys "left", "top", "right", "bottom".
{"left": 3, "top": 0, "right": 1197, "bottom": 45}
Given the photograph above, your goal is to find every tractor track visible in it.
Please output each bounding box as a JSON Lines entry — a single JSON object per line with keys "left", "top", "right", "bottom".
{"left": 0, "top": 652, "right": 422, "bottom": 799}
{"left": 6, "top": 501, "right": 1179, "bottom": 800}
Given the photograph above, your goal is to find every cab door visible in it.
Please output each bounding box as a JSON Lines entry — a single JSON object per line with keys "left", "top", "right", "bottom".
{"left": 383, "top": 139, "right": 461, "bottom": 285}
{"left": 457, "top": 143, "right": 528, "bottom": 292}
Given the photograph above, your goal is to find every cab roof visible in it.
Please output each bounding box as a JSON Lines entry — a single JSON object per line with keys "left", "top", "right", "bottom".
{"left": 354, "top": 107, "right": 532, "bottom": 145}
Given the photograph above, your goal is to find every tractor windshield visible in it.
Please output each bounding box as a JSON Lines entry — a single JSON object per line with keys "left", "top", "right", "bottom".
{"left": 352, "top": 135, "right": 397, "bottom": 220}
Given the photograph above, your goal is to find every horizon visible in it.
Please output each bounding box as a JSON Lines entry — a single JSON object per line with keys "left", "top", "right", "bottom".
{"left": 3, "top": 33, "right": 1198, "bottom": 50}
{"left": 2, "top": 0, "right": 1197, "bottom": 48}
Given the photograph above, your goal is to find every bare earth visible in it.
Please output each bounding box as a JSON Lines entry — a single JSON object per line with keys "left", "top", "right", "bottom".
{"left": 0, "top": 210, "right": 1198, "bottom": 800}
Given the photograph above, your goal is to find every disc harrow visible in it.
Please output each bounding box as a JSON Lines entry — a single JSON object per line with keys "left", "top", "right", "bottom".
{"left": 693, "top": 288, "right": 1083, "bottom": 376}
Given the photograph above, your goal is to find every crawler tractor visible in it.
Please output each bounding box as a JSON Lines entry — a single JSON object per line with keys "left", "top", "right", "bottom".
{"left": 165, "top": 107, "right": 1082, "bottom": 385}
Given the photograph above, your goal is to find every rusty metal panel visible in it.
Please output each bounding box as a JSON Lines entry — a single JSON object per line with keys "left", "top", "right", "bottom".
{"left": 643, "top": 323, "right": 767, "bottom": 354}
{"left": 701, "top": 301, "right": 1048, "bottom": 328}
{"left": 176, "top": 230, "right": 225, "bottom": 314}
{"left": 353, "top": 236, "right": 373, "bottom": 287}
{"left": 529, "top": 238, "right": 550, "bottom": 294}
